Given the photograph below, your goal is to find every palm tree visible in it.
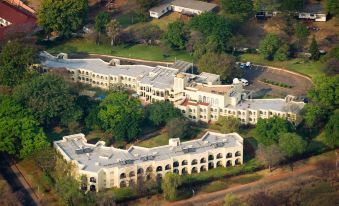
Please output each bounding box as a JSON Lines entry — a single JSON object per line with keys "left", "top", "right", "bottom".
{"left": 106, "top": 19, "right": 120, "bottom": 47}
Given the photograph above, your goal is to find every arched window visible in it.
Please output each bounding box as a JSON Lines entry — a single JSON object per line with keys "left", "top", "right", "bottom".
{"left": 226, "top": 153, "right": 232, "bottom": 158}
{"left": 120, "top": 181, "right": 126, "bottom": 188}
{"left": 200, "top": 158, "right": 206, "bottom": 163}
{"left": 156, "top": 166, "right": 163, "bottom": 172}
{"left": 137, "top": 168, "right": 144, "bottom": 175}
{"left": 216, "top": 161, "right": 223, "bottom": 167}
{"left": 191, "top": 159, "right": 198, "bottom": 165}
{"left": 173, "top": 169, "right": 179, "bottom": 174}
{"left": 235, "top": 151, "right": 241, "bottom": 157}
{"left": 208, "top": 155, "right": 214, "bottom": 161}
{"left": 200, "top": 165, "right": 207, "bottom": 172}
{"left": 165, "top": 164, "right": 171, "bottom": 170}
{"left": 182, "top": 167, "right": 188, "bottom": 175}
{"left": 191, "top": 167, "right": 198, "bottom": 173}
{"left": 182, "top": 160, "right": 188, "bottom": 166}
{"left": 120, "top": 173, "right": 126, "bottom": 179}
{"left": 129, "top": 171, "right": 135, "bottom": 177}
{"left": 89, "top": 177, "right": 96, "bottom": 183}
{"left": 216, "top": 153, "right": 222, "bottom": 159}
{"left": 146, "top": 166, "right": 153, "bottom": 173}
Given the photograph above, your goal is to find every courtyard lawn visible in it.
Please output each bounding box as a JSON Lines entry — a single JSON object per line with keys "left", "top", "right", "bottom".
{"left": 46, "top": 39, "right": 193, "bottom": 62}
{"left": 136, "top": 133, "right": 170, "bottom": 148}
{"left": 240, "top": 53, "right": 324, "bottom": 79}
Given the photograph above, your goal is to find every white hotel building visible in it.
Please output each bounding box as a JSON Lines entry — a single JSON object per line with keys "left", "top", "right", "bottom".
{"left": 40, "top": 52, "right": 305, "bottom": 124}
{"left": 54, "top": 131, "right": 244, "bottom": 191}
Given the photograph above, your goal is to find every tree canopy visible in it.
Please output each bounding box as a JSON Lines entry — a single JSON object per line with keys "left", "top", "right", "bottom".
{"left": 106, "top": 19, "right": 121, "bottom": 47}
{"left": 0, "top": 95, "right": 48, "bottom": 158}
{"left": 278, "top": 133, "right": 306, "bottom": 159}
{"left": 98, "top": 92, "right": 144, "bottom": 142}
{"left": 162, "top": 173, "right": 182, "bottom": 201}
{"left": 217, "top": 116, "right": 241, "bottom": 133}
{"left": 164, "top": 21, "right": 188, "bottom": 49}
{"left": 309, "top": 36, "right": 320, "bottom": 60}
{"left": 324, "top": 110, "right": 339, "bottom": 149}
{"left": 221, "top": 0, "right": 254, "bottom": 20}
{"left": 94, "top": 12, "right": 110, "bottom": 33}
{"left": 0, "top": 41, "right": 36, "bottom": 87}
{"left": 146, "top": 101, "right": 182, "bottom": 126}
{"left": 255, "top": 117, "right": 294, "bottom": 146}
{"left": 327, "top": 0, "right": 339, "bottom": 16}
{"left": 259, "top": 33, "right": 281, "bottom": 60}
{"left": 13, "top": 74, "right": 81, "bottom": 127}
{"left": 280, "top": 0, "right": 304, "bottom": 11}
{"left": 38, "top": 0, "right": 88, "bottom": 38}
{"left": 166, "top": 118, "right": 190, "bottom": 139}
{"left": 256, "top": 144, "right": 285, "bottom": 172}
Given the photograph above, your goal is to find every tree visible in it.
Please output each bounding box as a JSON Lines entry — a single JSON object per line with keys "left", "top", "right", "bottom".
{"left": 295, "top": 23, "right": 309, "bottom": 42}
{"left": 324, "top": 110, "right": 339, "bottom": 149}
{"left": 106, "top": 19, "right": 121, "bottom": 47}
{"left": 131, "top": 24, "right": 163, "bottom": 45}
{"left": 146, "top": 101, "right": 182, "bottom": 126}
{"left": 166, "top": 118, "right": 190, "bottom": 139}
{"left": 38, "top": 0, "right": 88, "bottom": 38}
{"left": 323, "top": 58, "right": 339, "bottom": 75}
{"left": 255, "top": 116, "right": 294, "bottom": 146}
{"left": 256, "top": 144, "right": 285, "bottom": 172}
{"left": 221, "top": 0, "right": 254, "bottom": 20}
{"left": 280, "top": 0, "right": 304, "bottom": 11}
{"left": 224, "top": 194, "right": 248, "bottom": 206}
{"left": 327, "top": 0, "right": 339, "bottom": 16}
{"left": 278, "top": 133, "right": 306, "bottom": 159}
{"left": 259, "top": 33, "right": 281, "bottom": 60}
{"left": 309, "top": 36, "right": 320, "bottom": 60}
{"left": 162, "top": 173, "right": 182, "bottom": 201}
{"left": 13, "top": 74, "right": 81, "bottom": 127}
{"left": 0, "top": 95, "right": 48, "bottom": 158}
{"left": 274, "top": 43, "right": 289, "bottom": 61}
{"left": 198, "top": 52, "right": 239, "bottom": 81}
{"left": 0, "top": 41, "right": 36, "bottom": 87}
{"left": 94, "top": 12, "right": 110, "bottom": 44}
{"left": 303, "top": 104, "right": 328, "bottom": 129}
{"left": 228, "top": 35, "right": 247, "bottom": 55}
{"left": 164, "top": 21, "right": 188, "bottom": 49}
{"left": 136, "top": 0, "right": 159, "bottom": 21}
{"left": 98, "top": 92, "right": 144, "bottom": 142}
{"left": 217, "top": 116, "right": 241, "bottom": 133}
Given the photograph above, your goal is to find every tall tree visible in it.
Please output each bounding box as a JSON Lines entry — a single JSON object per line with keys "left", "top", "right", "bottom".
{"left": 94, "top": 12, "right": 110, "bottom": 44}
{"left": 197, "top": 52, "right": 239, "bottom": 81}
{"left": 278, "top": 133, "right": 306, "bottom": 159}
{"left": 324, "top": 110, "right": 339, "bottom": 149}
{"left": 106, "top": 19, "right": 121, "bottom": 47}
{"left": 274, "top": 43, "right": 289, "bottom": 61}
{"left": 13, "top": 74, "right": 81, "bottom": 127}
{"left": 38, "top": 0, "right": 88, "bottom": 38}
{"left": 255, "top": 117, "right": 294, "bottom": 146}
{"left": 164, "top": 21, "right": 188, "bottom": 49}
{"left": 0, "top": 41, "right": 36, "bottom": 87}
{"left": 136, "top": 0, "right": 159, "bottom": 20}
{"left": 259, "top": 33, "right": 281, "bottom": 60}
{"left": 162, "top": 173, "right": 182, "bottom": 201}
{"left": 221, "top": 0, "right": 254, "bottom": 20}
{"left": 166, "top": 118, "right": 190, "bottom": 139}
{"left": 256, "top": 144, "right": 285, "bottom": 172}
{"left": 217, "top": 116, "right": 241, "bottom": 133}
{"left": 0, "top": 95, "right": 48, "bottom": 158}
{"left": 146, "top": 101, "right": 182, "bottom": 126}
{"left": 309, "top": 36, "right": 320, "bottom": 60}
{"left": 98, "top": 92, "right": 144, "bottom": 142}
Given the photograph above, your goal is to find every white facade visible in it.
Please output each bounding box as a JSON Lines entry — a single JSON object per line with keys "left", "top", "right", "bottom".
{"left": 40, "top": 51, "right": 305, "bottom": 125}
{"left": 54, "top": 131, "right": 244, "bottom": 192}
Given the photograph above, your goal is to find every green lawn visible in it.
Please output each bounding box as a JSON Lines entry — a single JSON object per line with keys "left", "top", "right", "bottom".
{"left": 46, "top": 39, "right": 193, "bottom": 62}
{"left": 240, "top": 53, "right": 324, "bottom": 79}
{"left": 136, "top": 133, "right": 170, "bottom": 148}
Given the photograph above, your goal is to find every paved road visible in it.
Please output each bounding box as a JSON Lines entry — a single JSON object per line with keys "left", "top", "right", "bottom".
{"left": 0, "top": 153, "right": 41, "bottom": 206}
{"left": 167, "top": 165, "right": 319, "bottom": 206}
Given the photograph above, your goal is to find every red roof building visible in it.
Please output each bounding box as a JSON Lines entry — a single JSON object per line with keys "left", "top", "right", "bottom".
{"left": 0, "top": 1, "right": 36, "bottom": 39}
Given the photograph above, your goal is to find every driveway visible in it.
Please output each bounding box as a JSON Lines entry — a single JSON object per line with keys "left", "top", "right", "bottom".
{"left": 242, "top": 65, "right": 313, "bottom": 98}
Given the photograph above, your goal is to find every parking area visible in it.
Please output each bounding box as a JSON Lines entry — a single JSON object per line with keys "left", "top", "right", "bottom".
{"left": 242, "top": 65, "right": 313, "bottom": 98}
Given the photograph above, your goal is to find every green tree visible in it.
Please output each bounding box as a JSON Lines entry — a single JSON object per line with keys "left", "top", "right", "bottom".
{"left": 38, "top": 0, "right": 88, "bottom": 38}
{"left": 166, "top": 118, "right": 190, "bottom": 139}
{"left": 280, "top": 0, "right": 304, "bottom": 11}
{"left": 309, "top": 36, "right": 320, "bottom": 60}
{"left": 324, "top": 110, "right": 339, "bottom": 149}
{"left": 13, "top": 74, "right": 81, "bottom": 126}
{"left": 0, "top": 95, "right": 48, "bottom": 158}
{"left": 98, "top": 92, "right": 144, "bottom": 141}
{"left": 327, "top": 0, "right": 339, "bottom": 16}
{"left": 106, "top": 19, "right": 121, "bottom": 47}
{"left": 255, "top": 117, "right": 294, "bottom": 146}
{"left": 94, "top": 12, "right": 110, "bottom": 44}
{"left": 164, "top": 21, "right": 188, "bottom": 49}
{"left": 274, "top": 43, "right": 289, "bottom": 61}
{"left": 162, "top": 173, "right": 182, "bottom": 201}
{"left": 256, "top": 144, "right": 285, "bottom": 172}
{"left": 221, "top": 0, "right": 253, "bottom": 20}
{"left": 259, "top": 33, "right": 281, "bottom": 60}
{"left": 0, "top": 41, "right": 36, "bottom": 87}
{"left": 146, "top": 101, "right": 182, "bottom": 126}
{"left": 217, "top": 116, "right": 241, "bottom": 133}
{"left": 278, "top": 133, "right": 306, "bottom": 159}
{"left": 303, "top": 104, "right": 328, "bottom": 129}
{"left": 295, "top": 22, "right": 309, "bottom": 43}
{"left": 197, "top": 52, "right": 239, "bottom": 81}
{"left": 136, "top": 0, "right": 159, "bottom": 21}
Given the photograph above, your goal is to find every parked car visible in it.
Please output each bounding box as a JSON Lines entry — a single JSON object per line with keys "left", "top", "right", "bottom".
{"left": 246, "top": 62, "right": 252, "bottom": 68}
{"left": 233, "top": 78, "right": 249, "bottom": 86}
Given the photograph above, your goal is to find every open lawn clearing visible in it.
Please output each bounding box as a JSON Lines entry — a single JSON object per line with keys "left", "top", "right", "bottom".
{"left": 240, "top": 53, "right": 324, "bottom": 79}
{"left": 46, "top": 39, "right": 193, "bottom": 62}
{"left": 136, "top": 133, "right": 170, "bottom": 148}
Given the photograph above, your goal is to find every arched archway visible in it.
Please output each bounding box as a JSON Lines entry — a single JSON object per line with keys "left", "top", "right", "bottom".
{"left": 208, "top": 154, "right": 214, "bottom": 161}
{"left": 191, "top": 159, "right": 198, "bottom": 165}
{"left": 200, "top": 157, "right": 206, "bottom": 163}
{"left": 216, "top": 161, "right": 223, "bottom": 167}
{"left": 120, "top": 173, "right": 126, "bottom": 179}
{"left": 226, "top": 160, "right": 232, "bottom": 167}
{"left": 156, "top": 166, "right": 163, "bottom": 172}
{"left": 235, "top": 158, "right": 241, "bottom": 165}
{"left": 137, "top": 168, "right": 144, "bottom": 175}
{"left": 226, "top": 153, "right": 232, "bottom": 158}
{"left": 182, "top": 160, "right": 188, "bottom": 166}
{"left": 173, "top": 169, "right": 179, "bottom": 174}
{"left": 191, "top": 167, "right": 198, "bottom": 173}
{"left": 146, "top": 166, "right": 153, "bottom": 173}
{"left": 200, "top": 165, "right": 207, "bottom": 172}
{"left": 208, "top": 162, "right": 214, "bottom": 169}
{"left": 235, "top": 151, "right": 241, "bottom": 157}
{"left": 173, "top": 161, "right": 179, "bottom": 167}
{"left": 129, "top": 171, "right": 135, "bottom": 177}
{"left": 89, "top": 177, "right": 96, "bottom": 183}
{"left": 216, "top": 153, "right": 222, "bottom": 159}
{"left": 182, "top": 167, "right": 188, "bottom": 175}
{"left": 89, "top": 185, "right": 96, "bottom": 191}
{"left": 165, "top": 164, "right": 171, "bottom": 170}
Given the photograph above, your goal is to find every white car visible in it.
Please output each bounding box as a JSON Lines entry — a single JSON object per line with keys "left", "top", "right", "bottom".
{"left": 233, "top": 78, "right": 249, "bottom": 86}
{"left": 245, "top": 62, "right": 252, "bottom": 67}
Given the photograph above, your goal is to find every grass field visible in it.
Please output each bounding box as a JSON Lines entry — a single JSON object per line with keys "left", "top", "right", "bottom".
{"left": 46, "top": 39, "right": 193, "bottom": 62}
{"left": 240, "top": 53, "right": 325, "bottom": 79}
{"left": 136, "top": 133, "right": 170, "bottom": 148}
